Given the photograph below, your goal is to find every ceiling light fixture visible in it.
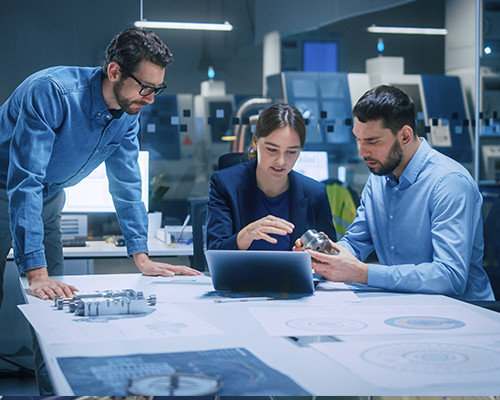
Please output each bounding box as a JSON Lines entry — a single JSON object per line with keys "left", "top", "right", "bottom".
{"left": 134, "top": 0, "right": 232, "bottom": 31}
{"left": 134, "top": 20, "right": 233, "bottom": 31}
{"left": 367, "top": 25, "right": 447, "bottom": 35}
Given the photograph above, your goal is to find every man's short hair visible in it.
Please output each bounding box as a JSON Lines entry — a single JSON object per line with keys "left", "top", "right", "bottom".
{"left": 353, "top": 84, "right": 416, "bottom": 135}
{"left": 102, "top": 27, "right": 173, "bottom": 75}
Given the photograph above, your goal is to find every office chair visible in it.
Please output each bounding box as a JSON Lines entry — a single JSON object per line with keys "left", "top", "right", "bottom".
{"left": 484, "top": 195, "right": 500, "bottom": 269}
{"left": 218, "top": 152, "right": 248, "bottom": 170}
{"left": 468, "top": 195, "right": 500, "bottom": 312}
{"left": 190, "top": 153, "right": 247, "bottom": 271}
{"left": 190, "top": 199, "right": 208, "bottom": 272}
{"left": 483, "top": 195, "right": 500, "bottom": 301}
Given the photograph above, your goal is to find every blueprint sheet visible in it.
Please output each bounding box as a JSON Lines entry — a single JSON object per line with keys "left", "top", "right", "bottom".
{"left": 57, "top": 347, "right": 311, "bottom": 396}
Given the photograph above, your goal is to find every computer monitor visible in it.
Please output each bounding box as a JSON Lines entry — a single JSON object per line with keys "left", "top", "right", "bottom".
{"left": 293, "top": 151, "right": 329, "bottom": 182}
{"left": 303, "top": 41, "right": 338, "bottom": 73}
{"left": 62, "top": 151, "right": 149, "bottom": 213}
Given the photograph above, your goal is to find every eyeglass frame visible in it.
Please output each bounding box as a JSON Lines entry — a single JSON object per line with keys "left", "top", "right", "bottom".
{"left": 125, "top": 71, "right": 167, "bottom": 96}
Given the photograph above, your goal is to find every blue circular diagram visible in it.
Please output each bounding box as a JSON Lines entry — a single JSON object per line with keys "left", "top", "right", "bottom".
{"left": 384, "top": 316, "right": 465, "bottom": 330}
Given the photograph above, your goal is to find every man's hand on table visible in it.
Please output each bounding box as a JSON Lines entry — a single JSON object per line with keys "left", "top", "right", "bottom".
{"left": 26, "top": 267, "right": 78, "bottom": 300}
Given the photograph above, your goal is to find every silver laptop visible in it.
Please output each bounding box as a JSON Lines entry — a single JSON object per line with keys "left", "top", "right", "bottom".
{"left": 204, "top": 250, "right": 315, "bottom": 295}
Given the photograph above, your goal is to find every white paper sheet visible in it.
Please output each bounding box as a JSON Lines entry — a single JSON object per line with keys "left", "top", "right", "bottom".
{"left": 249, "top": 304, "right": 500, "bottom": 337}
{"left": 310, "top": 334, "right": 500, "bottom": 389}
{"left": 146, "top": 274, "right": 218, "bottom": 303}
{"left": 18, "top": 302, "right": 223, "bottom": 345}
{"left": 146, "top": 276, "right": 360, "bottom": 305}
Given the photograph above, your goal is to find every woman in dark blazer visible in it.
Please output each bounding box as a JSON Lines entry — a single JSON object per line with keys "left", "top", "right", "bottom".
{"left": 206, "top": 103, "right": 336, "bottom": 251}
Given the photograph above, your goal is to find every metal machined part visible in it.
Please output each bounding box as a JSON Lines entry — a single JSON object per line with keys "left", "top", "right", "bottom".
{"left": 53, "top": 289, "right": 156, "bottom": 316}
{"left": 300, "top": 229, "right": 334, "bottom": 254}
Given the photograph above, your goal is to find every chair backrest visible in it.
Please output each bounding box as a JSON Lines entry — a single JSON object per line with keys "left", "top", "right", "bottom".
{"left": 484, "top": 195, "right": 500, "bottom": 269}
{"left": 190, "top": 199, "right": 208, "bottom": 271}
{"left": 484, "top": 195, "right": 500, "bottom": 300}
{"left": 218, "top": 152, "right": 248, "bottom": 170}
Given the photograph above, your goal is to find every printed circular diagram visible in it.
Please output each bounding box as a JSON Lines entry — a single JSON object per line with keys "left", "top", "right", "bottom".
{"left": 384, "top": 316, "right": 465, "bottom": 330}
{"left": 285, "top": 317, "right": 367, "bottom": 332}
{"left": 361, "top": 342, "right": 500, "bottom": 374}
{"left": 127, "top": 373, "right": 223, "bottom": 396}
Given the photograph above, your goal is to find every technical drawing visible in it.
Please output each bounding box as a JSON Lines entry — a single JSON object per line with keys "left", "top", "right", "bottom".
{"left": 128, "top": 369, "right": 223, "bottom": 396}
{"left": 384, "top": 316, "right": 465, "bottom": 330}
{"left": 285, "top": 317, "right": 367, "bottom": 332}
{"left": 361, "top": 342, "right": 500, "bottom": 374}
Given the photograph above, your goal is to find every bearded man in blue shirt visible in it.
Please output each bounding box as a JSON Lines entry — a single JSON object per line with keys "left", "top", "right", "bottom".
{"left": 0, "top": 27, "right": 200, "bottom": 306}
{"left": 296, "top": 84, "right": 493, "bottom": 302}
{"left": 0, "top": 27, "right": 200, "bottom": 395}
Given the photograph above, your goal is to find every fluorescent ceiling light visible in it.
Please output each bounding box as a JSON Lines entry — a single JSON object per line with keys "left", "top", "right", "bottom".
{"left": 367, "top": 25, "right": 447, "bottom": 35}
{"left": 135, "top": 20, "right": 233, "bottom": 31}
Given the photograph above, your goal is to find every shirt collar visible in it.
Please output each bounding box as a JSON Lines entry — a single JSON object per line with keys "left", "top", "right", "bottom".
{"left": 109, "top": 109, "right": 124, "bottom": 119}
{"left": 91, "top": 69, "right": 111, "bottom": 118}
{"left": 386, "top": 137, "right": 431, "bottom": 187}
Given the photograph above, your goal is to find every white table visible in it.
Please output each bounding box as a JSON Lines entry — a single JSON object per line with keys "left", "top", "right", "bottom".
{"left": 19, "top": 273, "right": 500, "bottom": 396}
{"left": 8, "top": 237, "right": 193, "bottom": 259}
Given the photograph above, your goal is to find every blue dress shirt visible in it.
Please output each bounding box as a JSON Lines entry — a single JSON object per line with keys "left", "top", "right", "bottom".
{"left": 339, "top": 138, "right": 494, "bottom": 301}
{"left": 0, "top": 66, "right": 148, "bottom": 272}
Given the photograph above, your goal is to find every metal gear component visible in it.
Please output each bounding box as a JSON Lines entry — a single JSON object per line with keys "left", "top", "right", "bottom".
{"left": 300, "top": 229, "right": 334, "bottom": 254}
{"left": 53, "top": 289, "right": 157, "bottom": 316}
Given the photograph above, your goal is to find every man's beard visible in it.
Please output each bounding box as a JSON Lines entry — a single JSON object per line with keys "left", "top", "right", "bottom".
{"left": 113, "top": 80, "right": 149, "bottom": 115}
{"left": 365, "top": 138, "right": 403, "bottom": 176}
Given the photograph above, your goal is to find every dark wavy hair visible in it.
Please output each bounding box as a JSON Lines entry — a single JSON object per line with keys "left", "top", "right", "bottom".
{"left": 102, "top": 27, "right": 173, "bottom": 75}
{"left": 248, "top": 103, "right": 306, "bottom": 159}
{"left": 353, "top": 84, "right": 416, "bottom": 136}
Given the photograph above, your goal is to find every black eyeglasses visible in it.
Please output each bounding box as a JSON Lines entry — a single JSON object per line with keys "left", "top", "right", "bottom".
{"left": 126, "top": 72, "right": 167, "bottom": 96}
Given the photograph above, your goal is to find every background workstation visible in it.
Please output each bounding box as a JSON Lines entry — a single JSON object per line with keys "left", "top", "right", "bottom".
{"left": 1, "top": 0, "right": 500, "bottom": 395}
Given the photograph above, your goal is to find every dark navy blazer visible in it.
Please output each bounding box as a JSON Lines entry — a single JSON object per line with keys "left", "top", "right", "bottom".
{"left": 206, "top": 159, "right": 336, "bottom": 250}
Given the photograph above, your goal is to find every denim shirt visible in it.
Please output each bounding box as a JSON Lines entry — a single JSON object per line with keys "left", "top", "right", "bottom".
{"left": 0, "top": 66, "right": 148, "bottom": 272}
{"left": 339, "top": 138, "right": 494, "bottom": 302}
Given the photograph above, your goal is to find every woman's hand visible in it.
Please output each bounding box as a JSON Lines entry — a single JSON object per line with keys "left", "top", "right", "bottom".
{"left": 237, "top": 215, "right": 294, "bottom": 250}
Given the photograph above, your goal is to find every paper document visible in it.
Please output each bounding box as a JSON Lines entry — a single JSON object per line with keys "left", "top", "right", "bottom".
{"left": 311, "top": 334, "right": 500, "bottom": 389}
{"left": 249, "top": 304, "right": 500, "bottom": 337}
{"left": 57, "top": 347, "right": 311, "bottom": 396}
{"left": 18, "top": 302, "right": 223, "bottom": 345}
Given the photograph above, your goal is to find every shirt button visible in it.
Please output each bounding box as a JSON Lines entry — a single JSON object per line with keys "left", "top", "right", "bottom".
{"left": 395, "top": 187, "right": 399, "bottom": 191}
{"left": 106, "top": 115, "right": 111, "bottom": 119}
{"left": 389, "top": 215, "right": 393, "bottom": 219}
{"left": 97, "top": 113, "right": 101, "bottom": 117}
{"left": 391, "top": 246, "right": 394, "bottom": 250}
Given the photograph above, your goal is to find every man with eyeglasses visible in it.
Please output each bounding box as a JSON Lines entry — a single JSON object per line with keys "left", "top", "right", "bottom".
{"left": 0, "top": 28, "right": 200, "bottom": 393}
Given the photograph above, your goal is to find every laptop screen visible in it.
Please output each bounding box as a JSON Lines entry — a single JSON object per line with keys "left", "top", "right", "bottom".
{"left": 205, "top": 250, "right": 314, "bottom": 295}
